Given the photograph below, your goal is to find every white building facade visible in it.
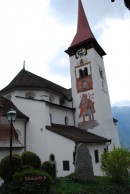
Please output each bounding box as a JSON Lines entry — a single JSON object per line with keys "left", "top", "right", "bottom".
{"left": 0, "top": 0, "right": 119, "bottom": 177}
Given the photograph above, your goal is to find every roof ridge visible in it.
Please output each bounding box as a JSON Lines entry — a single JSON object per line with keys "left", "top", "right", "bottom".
{"left": 0, "top": 68, "right": 68, "bottom": 95}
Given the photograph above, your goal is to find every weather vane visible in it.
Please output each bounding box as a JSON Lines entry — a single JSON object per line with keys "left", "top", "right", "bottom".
{"left": 111, "top": 0, "right": 130, "bottom": 10}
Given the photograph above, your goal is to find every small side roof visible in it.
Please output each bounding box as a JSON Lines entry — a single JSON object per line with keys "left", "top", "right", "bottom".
{"left": 0, "top": 117, "right": 24, "bottom": 148}
{"left": 0, "top": 97, "right": 28, "bottom": 148}
{"left": 0, "top": 96, "right": 29, "bottom": 120}
{"left": 46, "top": 123, "right": 111, "bottom": 144}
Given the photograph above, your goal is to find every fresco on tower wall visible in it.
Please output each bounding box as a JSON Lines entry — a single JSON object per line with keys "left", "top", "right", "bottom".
{"left": 75, "top": 59, "right": 99, "bottom": 130}
{"left": 79, "top": 93, "right": 95, "bottom": 121}
{"left": 78, "top": 93, "right": 99, "bottom": 130}
{"left": 76, "top": 75, "right": 93, "bottom": 93}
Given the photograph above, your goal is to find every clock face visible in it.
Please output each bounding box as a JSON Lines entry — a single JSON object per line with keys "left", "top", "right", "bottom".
{"left": 76, "top": 48, "right": 87, "bottom": 58}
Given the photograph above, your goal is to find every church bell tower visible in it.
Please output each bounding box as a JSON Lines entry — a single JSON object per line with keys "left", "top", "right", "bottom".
{"left": 65, "top": 0, "right": 119, "bottom": 148}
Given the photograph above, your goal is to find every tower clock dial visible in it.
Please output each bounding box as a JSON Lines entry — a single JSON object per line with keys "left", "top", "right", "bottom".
{"left": 76, "top": 48, "right": 87, "bottom": 58}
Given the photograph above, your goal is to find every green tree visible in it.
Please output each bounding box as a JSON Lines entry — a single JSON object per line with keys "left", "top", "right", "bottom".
{"left": 42, "top": 161, "right": 54, "bottom": 178}
{"left": 100, "top": 148, "right": 130, "bottom": 182}
{"left": 21, "top": 151, "right": 41, "bottom": 169}
{"left": 0, "top": 154, "right": 22, "bottom": 182}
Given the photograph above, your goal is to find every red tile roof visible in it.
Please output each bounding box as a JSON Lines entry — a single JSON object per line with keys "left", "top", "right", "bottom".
{"left": 0, "top": 96, "right": 28, "bottom": 148}
{"left": 0, "top": 96, "right": 29, "bottom": 120}
{"left": 0, "top": 117, "right": 23, "bottom": 148}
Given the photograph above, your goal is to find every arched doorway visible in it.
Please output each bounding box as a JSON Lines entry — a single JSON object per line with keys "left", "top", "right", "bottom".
{"left": 49, "top": 154, "right": 57, "bottom": 178}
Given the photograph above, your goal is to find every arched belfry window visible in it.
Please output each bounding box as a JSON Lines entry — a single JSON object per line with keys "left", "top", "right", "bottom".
{"left": 79, "top": 69, "right": 83, "bottom": 78}
{"left": 65, "top": 116, "right": 68, "bottom": 126}
{"left": 79, "top": 67, "right": 88, "bottom": 78}
{"left": 84, "top": 67, "right": 88, "bottom": 76}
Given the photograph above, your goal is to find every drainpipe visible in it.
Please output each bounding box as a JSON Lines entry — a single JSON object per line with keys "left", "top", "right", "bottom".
{"left": 24, "top": 119, "right": 28, "bottom": 151}
{"left": 72, "top": 97, "right": 76, "bottom": 127}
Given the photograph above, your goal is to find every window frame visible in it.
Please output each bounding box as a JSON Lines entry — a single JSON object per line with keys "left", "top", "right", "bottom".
{"left": 94, "top": 149, "right": 99, "bottom": 163}
{"left": 63, "top": 161, "right": 70, "bottom": 171}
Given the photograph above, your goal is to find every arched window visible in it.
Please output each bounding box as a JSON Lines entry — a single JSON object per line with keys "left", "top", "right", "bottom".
{"left": 25, "top": 92, "right": 35, "bottom": 99}
{"left": 49, "top": 154, "right": 55, "bottom": 162}
{"left": 65, "top": 116, "right": 68, "bottom": 126}
{"left": 99, "top": 68, "right": 104, "bottom": 79}
{"left": 49, "top": 113, "right": 52, "bottom": 124}
{"left": 84, "top": 67, "right": 88, "bottom": 76}
{"left": 102, "top": 81, "right": 104, "bottom": 89}
{"left": 79, "top": 69, "right": 84, "bottom": 78}
{"left": 49, "top": 154, "right": 57, "bottom": 178}
{"left": 79, "top": 68, "right": 88, "bottom": 78}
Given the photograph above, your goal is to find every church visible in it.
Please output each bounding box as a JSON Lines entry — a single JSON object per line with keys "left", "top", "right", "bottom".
{"left": 0, "top": 0, "right": 119, "bottom": 177}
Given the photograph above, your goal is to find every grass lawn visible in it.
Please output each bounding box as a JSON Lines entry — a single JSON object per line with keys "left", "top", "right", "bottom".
{"left": 50, "top": 175, "right": 130, "bottom": 194}
{"left": 0, "top": 175, "right": 130, "bottom": 194}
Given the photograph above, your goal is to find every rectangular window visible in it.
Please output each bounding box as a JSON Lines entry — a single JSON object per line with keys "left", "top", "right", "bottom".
{"left": 63, "top": 161, "right": 70, "bottom": 171}
{"left": 94, "top": 150, "right": 99, "bottom": 163}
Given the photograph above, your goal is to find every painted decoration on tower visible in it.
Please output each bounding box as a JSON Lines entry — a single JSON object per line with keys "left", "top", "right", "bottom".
{"left": 75, "top": 48, "right": 87, "bottom": 59}
{"left": 75, "top": 59, "right": 99, "bottom": 130}
{"left": 78, "top": 93, "right": 99, "bottom": 130}
{"left": 75, "top": 59, "right": 93, "bottom": 93}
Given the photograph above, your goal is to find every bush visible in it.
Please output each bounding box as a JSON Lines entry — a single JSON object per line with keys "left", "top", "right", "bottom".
{"left": 50, "top": 176, "right": 130, "bottom": 194}
{"left": 100, "top": 147, "right": 130, "bottom": 182}
{"left": 12, "top": 168, "right": 51, "bottom": 194}
{"left": 22, "top": 165, "right": 33, "bottom": 171}
{"left": 0, "top": 154, "right": 22, "bottom": 182}
{"left": 21, "top": 151, "right": 41, "bottom": 169}
{"left": 41, "top": 161, "right": 54, "bottom": 178}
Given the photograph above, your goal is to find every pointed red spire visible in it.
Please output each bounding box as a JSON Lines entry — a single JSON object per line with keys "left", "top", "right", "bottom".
{"left": 66, "top": 0, "right": 106, "bottom": 57}
{"left": 70, "top": 0, "right": 95, "bottom": 47}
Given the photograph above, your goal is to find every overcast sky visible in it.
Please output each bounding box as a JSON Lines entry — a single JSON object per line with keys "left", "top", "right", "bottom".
{"left": 0, "top": 0, "right": 130, "bottom": 106}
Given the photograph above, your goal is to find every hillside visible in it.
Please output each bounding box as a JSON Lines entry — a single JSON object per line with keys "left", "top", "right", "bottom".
{"left": 112, "top": 106, "right": 130, "bottom": 148}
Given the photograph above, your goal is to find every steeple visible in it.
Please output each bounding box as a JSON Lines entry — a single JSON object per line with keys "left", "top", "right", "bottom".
{"left": 70, "top": 0, "right": 94, "bottom": 47}
{"left": 66, "top": 0, "right": 106, "bottom": 57}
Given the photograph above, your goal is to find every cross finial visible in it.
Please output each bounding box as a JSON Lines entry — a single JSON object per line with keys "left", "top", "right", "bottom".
{"left": 23, "top": 60, "right": 25, "bottom": 69}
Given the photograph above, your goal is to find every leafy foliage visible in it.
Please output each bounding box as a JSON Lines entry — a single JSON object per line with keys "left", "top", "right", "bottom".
{"left": 12, "top": 168, "right": 51, "bottom": 194}
{"left": 0, "top": 169, "right": 51, "bottom": 194}
{"left": 41, "top": 161, "right": 54, "bottom": 178}
{"left": 21, "top": 151, "right": 41, "bottom": 169}
{"left": 0, "top": 154, "right": 22, "bottom": 182}
{"left": 50, "top": 176, "right": 130, "bottom": 194}
{"left": 100, "top": 148, "right": 130, "bottom": 182}
{"left": 1, "top": 175, "right": 130, "bottom": 194}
